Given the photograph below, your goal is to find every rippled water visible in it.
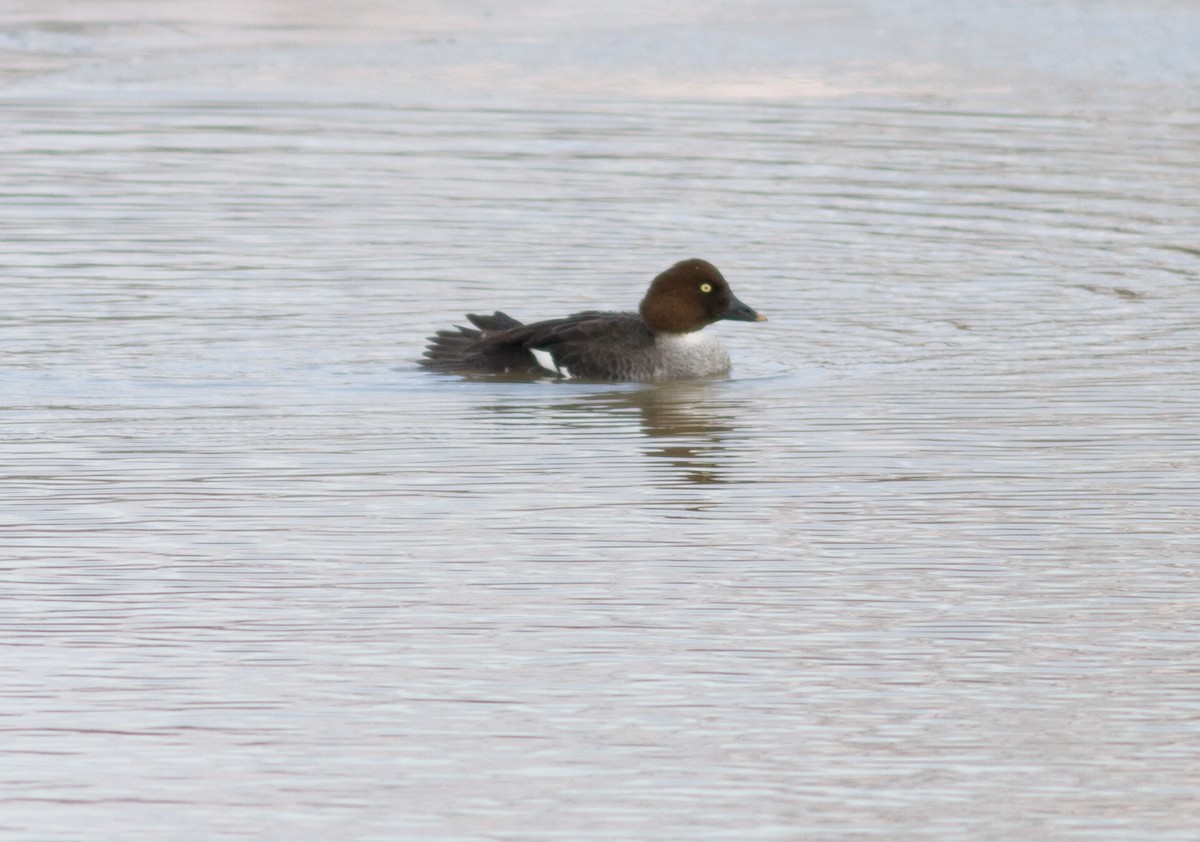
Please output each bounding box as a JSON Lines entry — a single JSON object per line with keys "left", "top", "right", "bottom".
{"left": 3, "top": 2, "right": 1199, "bottom": 840}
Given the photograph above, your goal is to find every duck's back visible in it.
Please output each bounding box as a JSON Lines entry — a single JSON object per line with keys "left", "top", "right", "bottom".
{"left": 504, "top": 310, "right": 659, "bottom": 380}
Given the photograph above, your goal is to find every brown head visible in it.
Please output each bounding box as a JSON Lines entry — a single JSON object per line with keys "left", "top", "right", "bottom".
{"left": 638, "top": 258, "right": 766, "bottom": 334}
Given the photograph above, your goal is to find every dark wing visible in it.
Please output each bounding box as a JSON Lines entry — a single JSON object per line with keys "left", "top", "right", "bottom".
{"left": 422, "top": 309, "right": 655, "bottom": 380}
{"left": 505, "top": 311, "right": 656, "bottom": 380}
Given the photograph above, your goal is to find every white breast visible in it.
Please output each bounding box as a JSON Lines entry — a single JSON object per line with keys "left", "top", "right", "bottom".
{"left": 654, "top": 332, "right": 732, "bottom": 378}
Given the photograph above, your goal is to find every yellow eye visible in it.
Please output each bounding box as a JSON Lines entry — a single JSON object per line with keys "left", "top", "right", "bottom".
{"left": 699, "top": 283, "right": 712, "bottom": 293}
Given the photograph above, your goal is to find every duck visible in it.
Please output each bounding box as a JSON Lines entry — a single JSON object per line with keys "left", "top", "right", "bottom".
{"left": 419, "top": 258, "right": 766, "bottom": 381}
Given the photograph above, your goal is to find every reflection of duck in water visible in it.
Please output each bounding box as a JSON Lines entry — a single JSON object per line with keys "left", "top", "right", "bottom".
{"left": 544, "top": 384, "right": 742, "bottom": 485}
{"left": 421, "top": 259, "right": 765, "bottom": 381}
{"left": 626, "top": 384, "right": 739, "bottom": 485}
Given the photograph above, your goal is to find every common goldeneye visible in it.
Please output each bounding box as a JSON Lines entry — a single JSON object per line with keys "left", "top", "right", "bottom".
{"left": 420, "top": 258, "right": 765, "bottom": 381}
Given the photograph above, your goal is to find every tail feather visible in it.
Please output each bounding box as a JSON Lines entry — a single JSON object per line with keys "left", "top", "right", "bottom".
{"left": 420, "top": 311, "right": 545, "bottom": 375}
{"left": 467, "top": 311, "right": 524, "bottom": 331}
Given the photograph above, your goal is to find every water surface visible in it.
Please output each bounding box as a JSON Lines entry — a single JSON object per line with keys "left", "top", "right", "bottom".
{"left": 3, "top": 2, "right": 1199, "bottom": 840}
